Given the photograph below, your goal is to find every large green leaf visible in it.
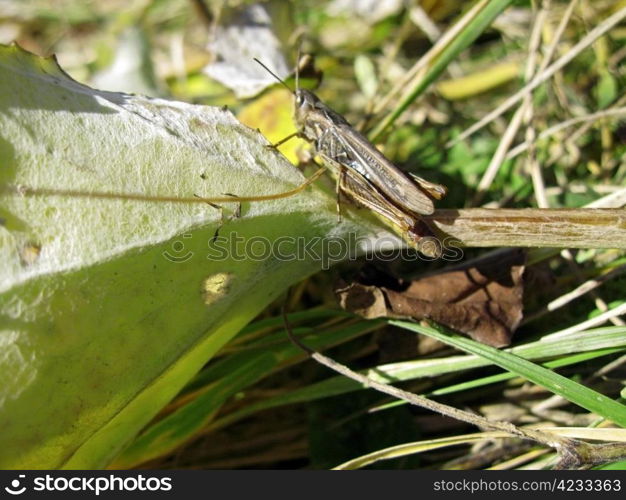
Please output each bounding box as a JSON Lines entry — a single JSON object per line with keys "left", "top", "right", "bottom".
{"left": 0, "top": 44, "right": 391, "bottom": 469}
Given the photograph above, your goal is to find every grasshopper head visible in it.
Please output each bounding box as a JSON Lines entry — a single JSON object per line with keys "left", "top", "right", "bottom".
{"left": 294, "top": 89, "right": 322, "bottom": 139}
{"left": 294, "top": 89, "right": 318, "bottom": 117}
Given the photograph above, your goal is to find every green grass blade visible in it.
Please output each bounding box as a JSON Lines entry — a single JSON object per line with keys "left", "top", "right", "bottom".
{"left": 207, "top": 324, "right": 626, "bottom": 431}
{"left": 370, "top": 0, "right": 514, "bottom": 140}
{"left": 112, "top": 318, "right": 382, "bottom": 467}
{"left": 391, "top": 320, "right": 626, "bottom": 428}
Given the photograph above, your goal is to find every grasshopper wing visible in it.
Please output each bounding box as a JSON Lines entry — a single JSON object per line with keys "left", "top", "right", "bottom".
{"left": 331, "top": 125, "right": 442, "bottom": 215}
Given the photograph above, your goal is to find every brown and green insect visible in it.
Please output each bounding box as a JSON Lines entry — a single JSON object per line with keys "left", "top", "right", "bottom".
{"left": 254, "top": 56, "right": 447, "bottom": 250}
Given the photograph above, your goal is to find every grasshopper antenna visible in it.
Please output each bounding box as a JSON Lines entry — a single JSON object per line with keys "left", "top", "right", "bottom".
{"left": 295, "top": 41, "right": 302, "bottom": 92}
{"left": 253, "top": 58, "right": 293, "bottom": 94}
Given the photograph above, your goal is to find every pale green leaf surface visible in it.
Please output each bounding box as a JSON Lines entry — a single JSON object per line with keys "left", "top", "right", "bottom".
{"left": 0, "top": 44, "right": 391, "bottom": 469}
{"left": 111, "top": 319, "right": 382, "bottom": 468}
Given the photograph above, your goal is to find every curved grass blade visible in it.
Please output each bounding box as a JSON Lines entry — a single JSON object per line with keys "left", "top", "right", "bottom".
{"left": 391, "top": 320, "right": 626, "bottom": 428}
{"left": 370, "top": 0, "right": 514, "bottom": 140}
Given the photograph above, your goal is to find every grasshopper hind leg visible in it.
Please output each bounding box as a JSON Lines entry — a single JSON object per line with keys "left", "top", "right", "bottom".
{"left": 192, "top": 196, "right": 225, "bottom": 242}
{"left": 335, "top": 166, "right": 346, "bottom": 223}
{"left": 193, "top": 195, "right": 242, "bottom": 242}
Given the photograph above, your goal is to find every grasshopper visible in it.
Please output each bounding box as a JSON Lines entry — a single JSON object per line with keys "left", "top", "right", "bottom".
{"left": 254, "top": 56, "right": 447, "bottom": 253}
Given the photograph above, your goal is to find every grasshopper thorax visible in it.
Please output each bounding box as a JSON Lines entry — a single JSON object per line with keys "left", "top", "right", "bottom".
{"left": 293, "top": 88, "right": 320, "bottom": 135}
{"left": 293, "top": 88, "right": 348, "bottom": 143}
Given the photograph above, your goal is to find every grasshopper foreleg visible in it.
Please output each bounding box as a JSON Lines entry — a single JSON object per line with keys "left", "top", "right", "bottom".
{"left": 265, "top": 132, "right": 299, "bottom": 150}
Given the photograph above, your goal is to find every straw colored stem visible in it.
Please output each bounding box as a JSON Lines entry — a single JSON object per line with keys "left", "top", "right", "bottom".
{"left": 429, "top": 208, "right": 626, "bottom": 249}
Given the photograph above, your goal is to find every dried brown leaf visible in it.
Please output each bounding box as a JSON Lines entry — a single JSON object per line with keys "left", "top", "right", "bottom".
{"left": 336, "top": 249, "right": 526, "bottom": 347}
